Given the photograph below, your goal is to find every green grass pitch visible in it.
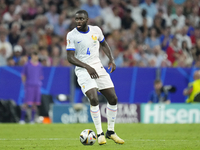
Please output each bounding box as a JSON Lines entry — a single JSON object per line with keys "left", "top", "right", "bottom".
{"left": 0, "top": 123, "right": 199, "bottom": 150}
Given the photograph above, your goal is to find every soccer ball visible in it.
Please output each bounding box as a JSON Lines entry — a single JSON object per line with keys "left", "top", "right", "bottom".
{"left": 80, "top": 129, "right": 97, "bottom": 145}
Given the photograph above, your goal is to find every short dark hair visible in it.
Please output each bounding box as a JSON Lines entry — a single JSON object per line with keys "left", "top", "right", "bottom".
{"left": 154, "top": 79, "right": 162, "bottom": 84}
{"left": 32, "top": 52, "right": 38, "bottom": 56}
{"left": 75, "top": 10, "right": 88, "bottom": 18}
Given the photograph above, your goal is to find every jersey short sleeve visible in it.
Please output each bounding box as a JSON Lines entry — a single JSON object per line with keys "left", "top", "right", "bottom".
{"left": 95, "top": 26, "right": 104, "bottom": 43}
{"left": 66, "top": 32, "right": 75, "bottom": 51}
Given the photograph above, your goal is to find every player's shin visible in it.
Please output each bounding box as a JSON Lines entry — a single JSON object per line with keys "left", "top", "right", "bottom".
{"left": 106, "top": 103, "right": 117, "bottom": 131}
{"left": 90, "top": 105, "right": 103, "bottom": 135}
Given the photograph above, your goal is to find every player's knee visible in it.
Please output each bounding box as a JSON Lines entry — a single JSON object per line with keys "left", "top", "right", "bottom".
{"left": 108, "top": 95, "right": 118, "bottom": 105}
{"left": 89, "top": 97, "right": 99, "bottom": 106}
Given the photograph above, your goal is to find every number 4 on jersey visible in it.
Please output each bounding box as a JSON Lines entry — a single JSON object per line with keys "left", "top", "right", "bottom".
{"left": 86, "top": 48, "right": 90, "bottom": 55}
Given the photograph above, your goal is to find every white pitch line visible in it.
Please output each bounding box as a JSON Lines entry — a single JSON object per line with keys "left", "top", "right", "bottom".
{"left": 0, "top": 138, "right": 79, "bottom": 141}
{"left": 0, "top": 138, "right": 198, "bottom": 142}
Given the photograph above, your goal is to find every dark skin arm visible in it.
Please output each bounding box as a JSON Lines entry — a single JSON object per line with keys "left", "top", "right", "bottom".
{"left": 100, "top": 40, "right": 116, "bottom": 73}
{"left": 67, "top": 40, "right": 116, "bottom": 78}
{"left": 67, "top": 50, "right": 99, "bottom": 79}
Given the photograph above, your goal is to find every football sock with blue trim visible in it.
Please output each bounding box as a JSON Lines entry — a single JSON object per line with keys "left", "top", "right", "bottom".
{"left": 90, "top": 105, "right": 103, "bottom": 135}
{"left": 107, "top": 103, "right": 117, "bottom": 131}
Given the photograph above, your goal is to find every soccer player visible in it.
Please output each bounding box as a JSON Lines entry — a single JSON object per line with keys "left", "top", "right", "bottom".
{"left": 19, "top": 52, "right": 43, "bottom": 124}
{"left": 66, "top": 10, "right": 124, "bottom": 145}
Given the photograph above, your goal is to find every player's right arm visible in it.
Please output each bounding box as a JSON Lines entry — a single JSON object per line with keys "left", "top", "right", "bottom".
{"left": 66, "top": 32, "right": 99, "bottom": 79}
{"left": 67, "top": 51, "right": 99, "bottom": 79}
{"left": 21, "top": 63, "right": 27, "bottom": 84}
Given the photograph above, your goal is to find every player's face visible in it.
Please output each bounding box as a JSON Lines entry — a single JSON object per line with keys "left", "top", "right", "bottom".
{"left": 75, "top": 13, "right": 88, "bottom": 31}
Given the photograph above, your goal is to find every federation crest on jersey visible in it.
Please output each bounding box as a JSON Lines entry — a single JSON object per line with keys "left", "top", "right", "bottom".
{"left": 92, "top": 35, "right": 97, "bottom": 44}
{"left": 91, "top": 35, "right": 97, "bottom": 40}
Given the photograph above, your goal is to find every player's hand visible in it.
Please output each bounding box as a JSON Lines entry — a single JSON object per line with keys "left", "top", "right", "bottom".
{"left": 86, "top": 66, "right": 99, "bottom": 79}
{"left": 108, "top": 60, "right": 116, "bottom": 73}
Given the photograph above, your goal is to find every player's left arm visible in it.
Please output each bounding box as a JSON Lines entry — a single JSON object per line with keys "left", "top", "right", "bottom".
{"left": 100, "top": 40, "right": 116, "bottom": 73}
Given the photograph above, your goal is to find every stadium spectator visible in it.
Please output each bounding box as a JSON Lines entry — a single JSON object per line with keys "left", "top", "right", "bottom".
{"left": 156, "top": 0, "right": 167, "bottom": 14}
{"left": 133, "top": 44, "right": 150, "bottom": 67}
{"left": 38, "top": 47, "right": 51, "bottom": 66}
{"left": 124, "top": 22, "right": 143, "bottom": 44}
{"left": 150, "top": 45, "right": 169, "bottom": 67}
{"left": 139, "top": 9, "right": 152, "bottom": 39}
{"left": 190, "top": 27, "right": 200, "bottom": 46}
{"left": 192, "top": 38, "right": 200, "bottom": 62}
{"left": 153, "top": 9, "right": 166, "bottom": 36}
{"left": 183, "top": 70, "right": 200, "bottom": 103}
{"left": 36, "top": 5, "right": 45, "bottom": 16}
{"left": 12, "top": 45, "right": 23, "bottom": 66}
{"left": 160, "top": 26, "right": 174, "bottom": 51}
{"left": 148, "top": 79, "right": 171, "bottom": 104}
{"left": 145, "top": 27, "right": 160, "bottom": 51}
{"left": 109, "top": 0, "right": 125, "bottom": 19}
{"left": 53, "top": 14, "right": 70, "bottom": 36}
{"left": 0, "top": 46, "right": 7, "bottom": 66}
{"left": 81, "top": 0, "right": 101, "bottom": 24}
{"left": 7, "top": 57, "right": 15, "bottom": 66}
{"left": 50, "top": 45, "right": 62, "bottom": 66}
{"left": 170, "top": 16, "right": 179, "bottom": 35}
{"left": 121, "top": 8, "right": 134, "bottom": 30}
{"left": 99, "top": 0, "right": 113, "bottom": 19}
{"left": 113, "top": 48, "right": 124, "bottom": 67}
{"left": 127, "top": 0, "right": 142, "bottom": 27}
{"left": 0, "top": 32, "right": 12, "bottom": 58}
{"left": 20, "top": 23, "right": 39, "bottom": 49}
{"left": 123, "top": 40, "right": 137, "bottom": 66}
{"left": 8, "top": 22, "right": 20, "bottom": 46}
{"left": 166, "top": 35, "right": 182, "bottom": 66}
{"left": 183, "top": 0, "right": 193, "bottom": 17}
{"left": 102, "top": 6, "right": 121, "bottom": 34}
{"left": 2, "top": 4, "right": 16, "bottom": 23}
{"left": 0, "top": 0, "right": 7, "bottom": 21}
{"left": 34, "top": 15, "right": 48, "bottom": 33}
{"left": 170, "top": 6, "right": 185, "bottom": 29}
{"left": 167, "top": 0, "right": 176, "bottom": 16}
{"left": 176, "top": 26, "right": 192, "bottom": 49}
{"left": 140, "top": 0, "right": 158, "bottom": 20}
{"left": 27, "top": 0, "right": 37, "bottom": 20}
{"left": 181, "top": 41, "right": 193, "bottom": 67}
{"left": 45, "top": 3, "right": 59, "bottom": 26}
{"left": 21, "top": 2, "right": 32, "bottom": 21}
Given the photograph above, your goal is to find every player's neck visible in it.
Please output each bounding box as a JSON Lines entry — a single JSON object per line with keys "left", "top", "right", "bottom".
{"left": 31, "top": 59, "right": 39, "bottom": 65}
{"left": 77, "top": 25, "right": 89, "bottom": 33}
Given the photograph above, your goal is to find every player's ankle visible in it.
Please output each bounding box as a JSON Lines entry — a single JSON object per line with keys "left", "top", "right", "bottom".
{"left": 106, "top": 130, "right": 115, "bottom": 135}
{"left": 97, "top": 132, "right": 104, "bottom": 138}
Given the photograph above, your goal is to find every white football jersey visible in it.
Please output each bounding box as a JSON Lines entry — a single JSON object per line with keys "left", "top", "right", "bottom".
{"left": 66, "top": 25, "right": 105, "bottom": 72}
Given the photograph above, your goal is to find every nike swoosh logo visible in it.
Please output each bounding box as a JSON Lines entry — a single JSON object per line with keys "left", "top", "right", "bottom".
{"left": 77, "top": 41, "right": 82, "bottom": 43}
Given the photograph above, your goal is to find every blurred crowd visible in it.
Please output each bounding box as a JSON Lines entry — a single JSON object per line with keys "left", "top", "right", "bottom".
{"left": 0, "top": 0, "right": 200, "bottom": 67}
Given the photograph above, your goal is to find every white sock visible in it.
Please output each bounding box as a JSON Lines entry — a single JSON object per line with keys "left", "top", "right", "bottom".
{"left": 107, "top": 103, "right": 117, "bottom": 131}
{"left": 90, "top": 105, "right": 103, "bottom": 135}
